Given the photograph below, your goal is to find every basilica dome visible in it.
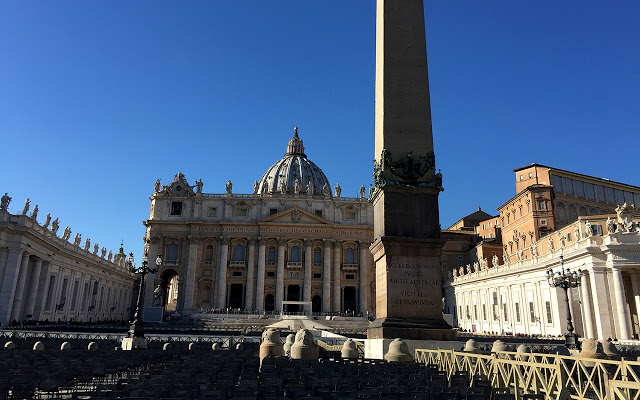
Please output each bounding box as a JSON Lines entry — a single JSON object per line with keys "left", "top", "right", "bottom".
{"left": 256, "top": 128, "right": 331, "bottom": 196}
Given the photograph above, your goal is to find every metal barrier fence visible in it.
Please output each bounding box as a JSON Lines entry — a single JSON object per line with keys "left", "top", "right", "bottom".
{"left": 415, "top": 348, "right": 640, "bottom": 400}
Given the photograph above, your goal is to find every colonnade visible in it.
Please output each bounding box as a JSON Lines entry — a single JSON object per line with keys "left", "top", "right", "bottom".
{"left": 0, "top": 247, "right": 134, "bottom": 326}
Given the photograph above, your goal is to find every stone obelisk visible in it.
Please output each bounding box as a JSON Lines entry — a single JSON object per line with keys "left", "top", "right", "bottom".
{"left": 367, "top": 0, "right": 455, "bottom": 342}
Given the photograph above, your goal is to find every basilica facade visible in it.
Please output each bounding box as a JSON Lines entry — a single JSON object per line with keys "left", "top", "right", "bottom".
{"left": 142, "top": 129, "right": 374, "bottom": 315}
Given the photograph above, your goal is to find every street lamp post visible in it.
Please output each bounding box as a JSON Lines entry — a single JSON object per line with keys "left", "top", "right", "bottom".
{"left": 121, "top": 241, "right": 162, "bottom": 350}
{"left": 545, "top": 254, "right": 583, "bottom": 349}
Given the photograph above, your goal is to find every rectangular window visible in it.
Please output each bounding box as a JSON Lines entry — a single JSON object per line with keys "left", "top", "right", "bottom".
{"left": 595, "top": 185, "right": 606, "bottom": 202}
{"left": 346, "top": 274, "right": 355, "bottom": 280}
{"left": 529, "top": 302, "right": 535, "bottom": 322}
{"left": 584, "top": 183, "right": 596, "bottom": 200}
{"left": 545, "top": 301, "right": 553, "bottom": 324}
{"left": 605, "top": 187, "right": 615, "bottom": 203}
{"left": 344, "top": 211, "right": 356, "bottom": 220}
{"left": 270, "top": 208, "right": 278, "bottom": 216}
{"left": 232, "top": 271, "right": 242, "bottom": 277}
{"left": 550, "top": 175, "right": 563, "bottom": 193}
{"left": 207, "top": 207, "right": 217, "bottom": 217}
{"left": 234, "top": 208, "right": 248, "bottom": 217}
{"left": 574, "top": 180, "right": 584, "bottom": 197}
{"left": 538, "top": 201, "right": 545, "bottom": 210}
{"left": 315, "top": 210, "right": 323, "bottom": 217}
{"left": 515, "top": 303, "right": 521, "bottom": 323}
{"left": 567, "top": 232, "right": 572, "bottom": 242}
{"left": 540, "top": 220, "right": 547, "bottom": 226}
{"left": 267, "top": 271, "right": 275, "bottom": 278}
{"left": 70, "top": 281, "right": 79, "bottom": 311}
{"left": 562, "top": 178, "right": 574, "bottom": 195}
{"left": 313, "top": 273, "right": 322, "bottom": 279}
{"left": 313, "top": 251, "right": 321, "bottom": 264}
{"left": 170, "top": 202, "right": 183, "bottom": 216}
{"left": 489, "top": 222, "right": 492, "bottom": 228}
{"left": 268, "top": 250, "right": 276, "bottom": 263}
{"left": 45, "top": 276, "right": 56, "bottom": 311}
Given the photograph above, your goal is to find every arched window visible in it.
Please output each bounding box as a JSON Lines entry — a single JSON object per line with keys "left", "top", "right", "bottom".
{"left": 168, "top": 244, "right": 178, "bottom": 261}
{"left": 568, "top": 204, "right": 578, "bottom": 222}
{"left": 290, "top": 246, "right": 300, "bottom": 262}
{"left": 233, "top": 244, "right": 244, "bottom": 261}
{"left": 579, "top": 206, "right": 588, "bottom": 217}
{"left": 345, "top": 248, "right": 355, "bottom": 264}
{"left": 556, "top": 202, "right": 567, "bottom": 222}
{"left": 205, "top": 245, "right": 214, "bottom": 261}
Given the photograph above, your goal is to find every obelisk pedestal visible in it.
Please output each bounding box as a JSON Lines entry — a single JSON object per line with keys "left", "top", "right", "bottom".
{"left": 366, "top": 0, "right": 456, "bottom": 348}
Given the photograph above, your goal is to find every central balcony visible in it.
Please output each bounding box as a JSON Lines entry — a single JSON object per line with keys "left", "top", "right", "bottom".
{"left": 286, "top": 262, "right": 303, "bottom": 270}
{"left": 229, "top": 260, "right": 247, "bottom": 269}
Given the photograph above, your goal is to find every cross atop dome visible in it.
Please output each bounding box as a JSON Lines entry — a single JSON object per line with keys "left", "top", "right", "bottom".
{"left": 285, "top": 126, "right": 306, "bottom": 157}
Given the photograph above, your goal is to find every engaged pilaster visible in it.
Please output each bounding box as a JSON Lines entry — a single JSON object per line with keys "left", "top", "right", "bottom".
{"left": 245, "top": 238, "right": 257, "bottom": 310}
{"left": 216, "top": 238, "right": 229, "bottom": 308}
{"left": 275, "top": 239, "right": 286, "bottom": 312}
{"left": 255, "top": 238, "right": 267, "bottom": 311}
{"left": 322, "top": 239, "right": 332, "bottom": 312}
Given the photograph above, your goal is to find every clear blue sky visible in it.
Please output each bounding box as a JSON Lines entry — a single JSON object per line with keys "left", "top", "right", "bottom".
{"left": 1, "top": 1, "right": 639, "bottom": 259}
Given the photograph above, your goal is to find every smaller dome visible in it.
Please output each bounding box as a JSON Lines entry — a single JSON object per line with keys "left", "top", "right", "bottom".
{"left": 256, "top": 128, "right": 331, "bottom": 196}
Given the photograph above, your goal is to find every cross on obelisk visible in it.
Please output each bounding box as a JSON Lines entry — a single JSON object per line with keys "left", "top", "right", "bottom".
{"left": 368, "top": 0, "right": 455, "bottom": 341}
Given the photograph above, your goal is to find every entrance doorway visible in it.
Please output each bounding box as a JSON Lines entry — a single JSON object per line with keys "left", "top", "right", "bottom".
{"left": 265, "top": 294, "right": 275, "bottom": 311}
{"left": 286, "top": 285, "right": 301, "bottom": 312}
{"left": 343, "top": 286, "right": 357, "bottom": 313}
{"left": 228, "top": 284, "right": 244, "bottom": 309}
{"left": 160, "top": 269, "right": 179, "bottom": 312}
{"left": 312, "top": 295, "right": 321, "bottom": 313}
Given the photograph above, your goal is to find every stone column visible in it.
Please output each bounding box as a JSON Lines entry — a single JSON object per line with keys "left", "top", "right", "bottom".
{"left": 10, "top": 253, "right": 31, "bottom": 322}
{"left": 24, "top": 258, "right": 44, "bottom": 318}
{"left": 33, "top": 262, "right": 50, "bottom": 319}
{"left": 580, "top": 271, "right": 595, "bottom": 339}
{"left": 256, "top": 238, "right": 267, "bottom": 311}
{"left": 183, "top": 236, "right": 200, "bottom": 311}
{"left": 245, "top": 238, "right": 257, "bottom": 310}
{"left": 0, "top": 247, "right": 8, "bottom": 288}
{"left": 144, "top": 236, "right": 162, "bottom": 305}
{"left": 589, "top": 268, "right": 613, "bottom": 340}
{"left": 322, "top": 239, "right": 332, "bottom": 312}
{"left": 632, "top": 273, "right": 640, "bottom": 339}
{"left": 303, "top": 239, "right": 312, "bottom": 312}
{"left": 611, "top": 266, "right": 632, "bottom": 340}
{"left": 0, "top": 250, "right": 25, "bottom": 325}
{"left": 275, "top": 239, "right": 286, "bottom": 312}
{"left": 359, "top": 242, "right": 369, "bottom": 313}
{"left": 216, "top": 238, "right": 229, "bottom": 309}
{"left": 333, "top": 241, "right": 342, "bottom": 312}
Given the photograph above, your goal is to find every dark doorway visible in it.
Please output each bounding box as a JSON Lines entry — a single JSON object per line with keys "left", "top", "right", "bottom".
{"left": 228, "top": 284, "right": 244, "bottom": 309}
{"left": 286, "top": 285, "right": 301, "bottom": 312}
{"left": 160, "top": 269, "right": 179, "bottom": 313}
{"left": 343, "top": 286, "right": 357, "bottom": 313}
{"left": 312, "top": 295, "right": 321, "bottom": 313}
{"left": 265, "top": 294, "right": 275, "bottom": 312}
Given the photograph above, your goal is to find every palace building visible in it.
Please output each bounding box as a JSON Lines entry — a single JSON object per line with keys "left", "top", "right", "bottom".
{"left": 445, "top": 164, "right": 640, "bottom": 340}
{"left": 142, "top": 129, "right": 374, "bottom": 315}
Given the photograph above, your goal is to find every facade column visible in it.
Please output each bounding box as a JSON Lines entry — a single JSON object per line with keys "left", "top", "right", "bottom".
{"left": 33, "top": 262, "right": 50, "bottom": 319}
{"left": 216, "top": 238, "right": 229, "bottom": 309}
{"left": 255, "top": 238, "right": 267, "bottom": 311}
{"left": 245, "top": 238, "right": 257, "bottom": 310}
{"left": 10, "top": 253, "right": 31, "bottom": 322}
{"left": 359, "top": 242, "right": 368, "bottom": 313}
{"left": 580, "top": 270, "right": 596, "bottom": 339}
{"left": 275, "top": 239, "right": 286, "bottom": 312}
{"left": 611, "top": 266, "right": 632, "bottom": 340}
{"left": 303, "top": 239, "right": 312, "bottom": 312}
{"left": 333, "top": 241, "right": 341, "bottom": 313}
{"left": 0, "top": 250, "right": 25, "bottom": 325}
{"left": 24, "top": 258, "right": 44, "bottom": 318}
{"left": 589, "top": 267, "right": 613, "bottom": 340}
{"left": 322, "top": 239, "right": 332, "bottom": 313}
{"left": 0, "top": 247, "right": 8, "bottom": 289}
{"left": 183, "top": 236, "right": 200, "bottom": 311}
{"left": 144, "top": 236, "right": 162, "bottom": 306}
